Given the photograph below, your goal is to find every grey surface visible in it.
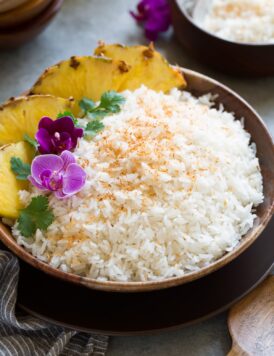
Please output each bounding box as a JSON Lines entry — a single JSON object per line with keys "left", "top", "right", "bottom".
{"left": 0, "top": 0, "right": 273, "bottom": 355}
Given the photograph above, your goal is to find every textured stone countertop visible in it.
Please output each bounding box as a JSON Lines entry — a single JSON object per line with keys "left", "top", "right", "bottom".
{"left": 0, "top": 1, "right": 272, "bottom": 355}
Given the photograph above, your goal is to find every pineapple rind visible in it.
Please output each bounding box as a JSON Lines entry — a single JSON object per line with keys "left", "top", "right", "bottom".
{"left": 94, "top": 43, "right": 187, "bottom": 92}
{"left": 30, "top": 56, "right": 131, "bottom": 115}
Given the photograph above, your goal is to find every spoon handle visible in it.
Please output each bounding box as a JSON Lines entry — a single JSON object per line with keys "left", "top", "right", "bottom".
{"left": 228, "top": 276, "right": 274, "bottom": 356}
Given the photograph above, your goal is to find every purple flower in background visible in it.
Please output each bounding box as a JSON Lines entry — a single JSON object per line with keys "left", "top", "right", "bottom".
{"left": 36, "top": 116, "right": 83, "bottom": 154}
{"left": 130, "top": 0, "right": 171, "bottom": 41}
{"left": 29, "top": 151, "right": 86, "bottom": 199}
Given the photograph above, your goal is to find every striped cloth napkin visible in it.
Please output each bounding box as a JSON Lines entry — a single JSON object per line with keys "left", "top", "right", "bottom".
{"left": 0, "top": 250, "right": 109, "bottom": 356}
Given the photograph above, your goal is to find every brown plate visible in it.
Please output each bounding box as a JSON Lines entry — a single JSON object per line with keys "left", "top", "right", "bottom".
{"left": 7, "top": 216, "right": 272, "bottom": 335}
{"left": 170, "top": 0, "right": 274, "bottom": 76}
{"left": 0, "top": 68, "right": 273, "bottom": 292}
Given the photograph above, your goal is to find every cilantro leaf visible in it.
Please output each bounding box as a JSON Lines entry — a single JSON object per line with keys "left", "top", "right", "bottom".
{"left": 10, "top": 157, "right": 31, "bottom": 180}
{"left": 79, "top": 98, "right": 96, "bottom": 114}
{"left": 86, "top": 120, "right": 105, "bottom": 132}
{"left": 85, "top": 120, "right": 104, "bottom": 139}
{"left": 23, "top": 134, "right": 38, "bottom": 150}
{"left": 99, "top": 91, "right": 125, "bottom": 113}
{"left": 57, "top": 110, "right": 75, "bottom": 120}
{"left": 18, "top": 196, "right": 54, "bottom": 238}
{"left": 79, "top": 91, "right": 125, "bottom": 118}
{"left": 86, "top": 110, "right": 107, "bottom": 120}
{"left": 18, "top": 212, "right": 36, "bottom": 237}
{"left": 79, "top": 91, "right": 125, "bottom": 140}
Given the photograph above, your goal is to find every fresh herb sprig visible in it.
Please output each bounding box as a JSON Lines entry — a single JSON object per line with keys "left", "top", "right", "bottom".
{"left": 10, "top": 157, "right": 31, "bottom": 180}
{"left": 80, "top": 91, "right": 125, "bottom": 119}
{"left": 18, "top": 196, "right": 54, "bottom": 238}
{"left": 79, "top": 91, "right": 125, "bottom": 139}
{"left": 24, "top": 133, "right": 39, "bottom": 150}
{"left": 85, "top": 120, "right": 105, "bottom": 138}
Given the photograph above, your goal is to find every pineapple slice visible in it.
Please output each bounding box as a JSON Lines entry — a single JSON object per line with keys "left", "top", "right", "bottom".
{"left": 94, "top": 43, "right": 187, "bottom": 92}
{"left": 0, "top": 95, "right": 73, "bottom": 145}
{"left": 30, "top": 56, "right": 131, "bottom": 114}
{"left": 0, "top": 141, "right": 34, "bottom": 218}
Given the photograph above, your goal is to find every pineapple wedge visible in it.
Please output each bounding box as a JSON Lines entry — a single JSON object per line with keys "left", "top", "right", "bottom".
{"left": 0, "top": 141, "right": 34, "bottom": 218}
{"left": 94, "top": 43, "right": 187, "bottom": 92}
{"left": 0, "top": 95, "right": 73, "bottom": 145}
{"left": 29, "top": 47, "right": 186, "bottom": 115}
{"left": 30, "top": 56, "right": 131, "bottom": 114}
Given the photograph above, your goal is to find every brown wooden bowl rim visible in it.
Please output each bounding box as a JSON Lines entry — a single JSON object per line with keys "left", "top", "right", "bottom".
{"left": 172, "top": 0, "right": 274, "bottom": 48}
{"left": 0, "top": 67, "right": 273, "bottom": 293}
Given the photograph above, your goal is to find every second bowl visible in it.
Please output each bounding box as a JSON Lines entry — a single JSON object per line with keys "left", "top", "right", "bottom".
{"left": 169, "top": 0, "right": 274, "bottom": 76}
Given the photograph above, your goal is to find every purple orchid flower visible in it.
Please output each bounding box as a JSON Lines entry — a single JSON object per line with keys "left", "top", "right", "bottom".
{"left": 29, "top": 151, "right": 86, "bottom": 199}
{"left": 130, "top": 0, "right": 171, "bottom": 41}
{"left": 36, "top": 116, "right": 83, "bottom": 155}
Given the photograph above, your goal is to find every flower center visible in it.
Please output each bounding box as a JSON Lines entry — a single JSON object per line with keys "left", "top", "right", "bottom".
{"left": 54, "top": 132, "right": 61, "bottom": 140}
{"left": 40, "top": 170, "right": 63, "bottom": 191}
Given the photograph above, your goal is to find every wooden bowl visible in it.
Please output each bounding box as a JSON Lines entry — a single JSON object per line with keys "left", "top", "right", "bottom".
{"left": 169, "top": 0, "right": 274, "bottom": 76}
{"left": 0, "top": 68, "right": 273, "bottom": 292}
{"left": 0, "top": 0, "right": 29, "bottom": 13}
{"left": 0, "top": 0, "right": 63, "bottom": 49}
{"left": 0, "top": 0, "right": 52, "bottom": 29}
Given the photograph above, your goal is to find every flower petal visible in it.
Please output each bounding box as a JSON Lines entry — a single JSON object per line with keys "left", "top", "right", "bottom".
{"left": 130, "top": 9, "right": 146, "bottom": 21}
{"left": 53, "top": 116, "right": 74, "bottom": 134}
{"left": 38, "top": 117, "right": 54, "bottom": 131}
{"left": 31, "top": 154, "right": 64, "bottom": 182}
{"left": 74, "top": 127, "right": 84, "bottom": 139}
{"left": 62, "top": 163, "right": 86, "bottom": 195}
{"left": 131, "top": 0, "right": 171, "bottom": 40}
{"left": 36, "top": 128, "right": 53, "bottom": 154}
{"left": 28, "top": 176, "right": 47, "bottom": 190}
{"left": 54, "top": 190, "right": 68, "bottom": 199}
{"left": 60, "top": 150, "right": 76, "bottom": 170}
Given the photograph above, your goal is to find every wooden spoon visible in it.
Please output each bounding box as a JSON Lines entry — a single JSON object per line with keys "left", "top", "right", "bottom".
{"left": 228, "top": 276, "right": 274, "bottom": 356}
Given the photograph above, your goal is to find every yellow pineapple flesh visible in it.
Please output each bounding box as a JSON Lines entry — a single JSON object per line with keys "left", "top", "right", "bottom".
{"left": 30, "top": 56, "right": 131, "bottom": 115}
{"left": 0, "top": 141, "right": 34, "bottom": 219}
{"left": 0, "top": 95, "right": 73, "bottom": 145}
{"left": 94, "top": 43, "right": 187, "bottom": 92}
{"left": 29, "top": 46, "right": 186, "bottom": 115}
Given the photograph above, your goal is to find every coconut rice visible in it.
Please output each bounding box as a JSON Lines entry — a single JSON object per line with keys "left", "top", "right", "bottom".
{"left": 197, "top": 0, "right": 274, "bottom": 44}
{"left": 12, "top": 86, "right": 264, "bottom": 282}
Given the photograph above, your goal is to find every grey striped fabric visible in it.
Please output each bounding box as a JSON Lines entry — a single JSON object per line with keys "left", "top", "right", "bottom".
{"left": 0, "top": 250, "right": 109, "bottom": 356}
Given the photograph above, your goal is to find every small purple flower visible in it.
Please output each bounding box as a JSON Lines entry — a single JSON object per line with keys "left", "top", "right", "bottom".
{"left": 29, "top": 151, "right": 86, "bottom": 199}
{"left": 130, "top": 0, "right": 171, "bottom": 41}
{"left": 36, "top": 116, "right": 83, "bottom": 154}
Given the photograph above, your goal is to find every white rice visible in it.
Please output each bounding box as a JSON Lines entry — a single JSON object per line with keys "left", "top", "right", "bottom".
{"left": 196, "top": 0, "right": 274, "bottom": 44}
{"left": 12, "top": 86, "right": 264, "bottom": 282}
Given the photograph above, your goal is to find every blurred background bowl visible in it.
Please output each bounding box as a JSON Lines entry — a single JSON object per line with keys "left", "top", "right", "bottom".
{"left": 169, "top": 0, "right": 274, "bottom": 76}
{"left": 0, "top": 0, "right": 52, "bottom": 29}
{"left": 0, "top": 0, "right": 63, "bottom": 49}
{"left": 0, "top": 0, "right": 29, "bottom": 13}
